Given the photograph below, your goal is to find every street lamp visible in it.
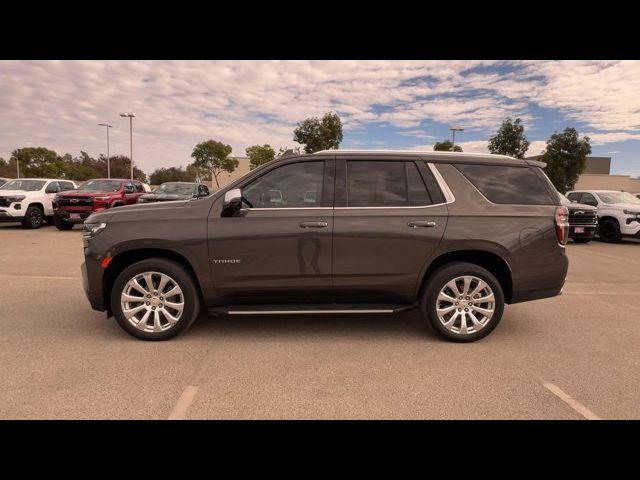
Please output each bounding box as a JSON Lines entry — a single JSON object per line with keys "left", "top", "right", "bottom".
{"left": 450, "top": 126, "right": 464, "bottom": 151}
{"left": 119, "top": 112, "right": 136, "bottom": 179}
{"left": 98, "top": 123, "right": 112, "bottom": 178}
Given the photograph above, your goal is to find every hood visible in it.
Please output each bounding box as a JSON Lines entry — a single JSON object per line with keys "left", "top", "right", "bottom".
{"left": 561, "top": 200, "right": 597, "bottom": 212}
{"left": 0, "top": 190, "right": 34, "bottom": 197}
{"left": 87, "top": 198, "right": 193, "bottom": 224}
{"left": 139, "top": 193, "right": 193, "bottom": 202}
{"left": 60, "top": 190, "right": 117, "bottom": 197}
{"left": 602, "top": 202, "right": 640, "bottom": 211}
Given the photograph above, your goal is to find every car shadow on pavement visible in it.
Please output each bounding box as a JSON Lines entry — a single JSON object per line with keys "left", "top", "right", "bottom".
{"left": 185, "top": 309, "right": 439, "bottom": 342}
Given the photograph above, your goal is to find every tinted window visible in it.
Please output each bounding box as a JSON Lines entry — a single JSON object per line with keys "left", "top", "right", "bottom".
{"left": 455, "top": 164, "right": 554, "bottom": 205}
{"left": 567, "top": 192, "right": 581, "bottom": 202}
{"left": 244, "top": 161, "right": 324, "bottom": 208}
{"left": 134, "top": 182, "right": 144, "bottom": 193}
{"left": 199, "top": 185, "right": 209, "bottom": 196}
{"left": 581, "top": 193, "right": 598, "bottom": 205}
{"left": 78, "top": 180, "right": 121, "bottom": 192}
{"left": 45, "top": 182, "right": 60, "bottom": 193}
{"left": 60, "top": 182, "right": 75, "bottom": 191}
{"left": 347, "top": 161, "right": 408, "bottom": 207}
{"left": 406, "top": 162, "right": 431, "bottom": 206}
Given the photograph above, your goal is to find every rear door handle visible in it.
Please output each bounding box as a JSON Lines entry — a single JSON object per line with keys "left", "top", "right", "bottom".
{"left": 408, "top": 221, "right": 436, "bottom": 228}
{"left": 299, "top": 221, "right": 328, "bottom": 228}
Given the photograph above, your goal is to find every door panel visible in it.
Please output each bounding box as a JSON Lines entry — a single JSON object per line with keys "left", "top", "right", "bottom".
{"left": 332, "top": 157, "right": 447, "bottom": 303}
{"left": 207, "top": 159, "right": 334, "bottom": 305}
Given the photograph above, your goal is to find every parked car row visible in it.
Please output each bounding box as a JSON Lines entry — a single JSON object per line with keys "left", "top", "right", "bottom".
{"left": 0, "top": 178, "right": 210, "bottom": 230}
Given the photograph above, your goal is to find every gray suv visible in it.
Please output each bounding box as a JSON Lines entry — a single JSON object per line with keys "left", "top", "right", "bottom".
{"left": 81, "top": 150, "right": 569, "bottom": 342}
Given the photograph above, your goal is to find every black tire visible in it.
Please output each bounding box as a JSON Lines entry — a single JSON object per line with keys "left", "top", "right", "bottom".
{"left": 21, "top": 205, "right": 44, "bottom": 229}
{"left": 110, "top": 257, "right": 201, "bottom": 341}
{"left": 53, "top": 215, "right": 74, "bottom": 230}
{"left": 572, "top": 238, "right": 592, "bottom": 244}
{"left": 598, "top": 219, "right": 622, "bottom": 243}
{"left": 420, "top": 262, "right": 505, "bottom": 343}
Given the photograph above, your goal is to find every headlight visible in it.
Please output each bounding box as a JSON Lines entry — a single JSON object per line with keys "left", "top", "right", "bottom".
{"left": 94, "top": 197, "right": 110, "bottom": 202}
{"left": 623, "top": 210, "right": 640, "bottom": 217}
{"left": 137, "top": 198, "right": 146, "bottom": 203}
{"left": 5, "top": 195, "right": 25, "bottom": 203}
{"left": 82, "top": 223, "right": 107, "bottom": 246}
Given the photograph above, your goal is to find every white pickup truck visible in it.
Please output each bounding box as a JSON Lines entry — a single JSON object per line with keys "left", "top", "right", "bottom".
{"left": 566, "top": 189, "right": 640, "bottom": 243}
{"left": 0, "top": 178, "right": 78, "bottom": 229}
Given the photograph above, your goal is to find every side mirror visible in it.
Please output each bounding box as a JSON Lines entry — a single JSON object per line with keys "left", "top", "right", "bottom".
{"left": 221, "top": 188, "right": 242, "bottom": 217}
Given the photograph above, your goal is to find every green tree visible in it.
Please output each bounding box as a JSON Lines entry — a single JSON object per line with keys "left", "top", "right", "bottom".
{"left": 246, "top": 144, "right": 275, "bottom": 170}
{"left": 293, "top": 112, "right": 343, "bottom": 154}
{"left": 10, "top": 147, "right": 62, "bottom": 177}
{"left": 433, "top": 140, "right": 462, "bottom": 152}
{"left": 186, "top": 162, "right": 210, "bottom": 183}
{"left": 542, "top": 128, "right": 592, "bottom": 193}
{"left": 277, "top": 146, "right": 301, "bottom": 157}
{"left": 149, "top": 166, "right": 193, "bottom": 185}
{"left": 191, "top": 140, "right": 238, "bottom": 188}
{"left": 488, "top": 117, "right": 530, "bottom": 159}
{"left": 96, "top": 154, "right": 147, "bottom": 182}
{"left": 0, "top": 157, "right": 11, "bottom": 177}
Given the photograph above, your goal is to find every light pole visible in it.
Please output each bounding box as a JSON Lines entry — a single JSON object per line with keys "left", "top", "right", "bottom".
{"left": 120, "top": 112, "right": 136, "bottom": 179}
{"left": 98, "top": 123, "right": 112, "bottom": 178}
{"left": 450, "top": 126, "right": 464, "bottom": 151}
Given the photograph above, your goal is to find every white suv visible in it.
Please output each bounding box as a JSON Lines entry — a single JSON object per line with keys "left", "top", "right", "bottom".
{"left": 0, "top": 178, "right": 77, "bottom": 229}
{"left": 566, "top": 189, "right": 640, "bottom": 243}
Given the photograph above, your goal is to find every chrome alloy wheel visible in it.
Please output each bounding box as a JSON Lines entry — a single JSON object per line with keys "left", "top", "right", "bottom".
{"left": 120, "top": 271, "right": 185, "bottom": 333}
{"left": 436, "top": 276, "right": 495, "bottom": 335}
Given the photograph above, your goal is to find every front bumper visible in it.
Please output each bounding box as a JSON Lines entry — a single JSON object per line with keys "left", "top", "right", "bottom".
{"left": 621, "top": 221, "right": 640, "bottom": 237}
{"left": 56, "top": 209, "right": 94, "bottom": 223}
{"left": 81, "top": 259, "right": 106, "bottom": 311}
{"left": 569, "top": 225, "right": 597, "bottom": 239}
{"left": 0, "top": 212, "right": 24, "bottom": 222}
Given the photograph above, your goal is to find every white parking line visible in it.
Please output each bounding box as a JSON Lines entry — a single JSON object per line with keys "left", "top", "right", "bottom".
{"left": 0, "top": 274, "right": 80, "bottom": 280}
{"left": 543, "top": 383, "right": 601, "bottom": 420}
{"left": 168, "top": 385, "right": 200, "bottom": 420}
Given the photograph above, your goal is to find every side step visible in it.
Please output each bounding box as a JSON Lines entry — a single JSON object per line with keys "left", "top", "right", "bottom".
{"left": 208, "top": 303, "right": 417, "bottom": 316}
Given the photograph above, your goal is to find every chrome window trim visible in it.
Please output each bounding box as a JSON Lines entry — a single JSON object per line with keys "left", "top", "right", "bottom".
{"left": 427, "top": 162, "right": 455, "bottom": 204}
{"left": 242, "top": 207, "right": 333, "bottom": 211}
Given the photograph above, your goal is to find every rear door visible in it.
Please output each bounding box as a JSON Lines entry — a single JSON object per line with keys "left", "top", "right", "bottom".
{"left": 332, "top": 157, "right": 448, "bottom": 303}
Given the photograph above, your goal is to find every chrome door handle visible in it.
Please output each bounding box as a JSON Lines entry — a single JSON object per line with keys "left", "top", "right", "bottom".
{"left": 408, "top": 221, "right": 436, "bottom": 228}
{"left": 299, "top": 221, "right": 328, "bottom": 228}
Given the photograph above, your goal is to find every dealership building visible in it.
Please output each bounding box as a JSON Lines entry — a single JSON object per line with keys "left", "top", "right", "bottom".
{"left": 526, "top": 155, "right": 640, "bottom": 193}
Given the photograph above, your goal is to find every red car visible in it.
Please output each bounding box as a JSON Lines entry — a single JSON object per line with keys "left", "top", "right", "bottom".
{"left": 53, "top": 178, "right": 147, "bottom": 230}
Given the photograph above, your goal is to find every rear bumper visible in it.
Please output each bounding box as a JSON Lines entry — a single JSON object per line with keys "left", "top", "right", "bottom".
{"left": 510, "top": 248, "right": 568, "bottom": 304}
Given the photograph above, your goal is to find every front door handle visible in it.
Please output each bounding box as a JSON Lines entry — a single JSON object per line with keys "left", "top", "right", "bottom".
{"left": 299, "top": 221, "right": 328, "bottom": 229}
{"left": 408, "top": 221, "right": 436, "bottom": 228}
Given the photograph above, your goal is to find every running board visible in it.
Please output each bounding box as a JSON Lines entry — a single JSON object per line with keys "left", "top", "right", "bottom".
{"left": 208, "top": 303, "right": 416, "bottom": 316}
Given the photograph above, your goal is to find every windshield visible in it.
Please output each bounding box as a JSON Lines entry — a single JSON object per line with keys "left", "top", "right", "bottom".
{"left": 77, "top": 180, "right": 121, "bottom": 192}
{"left": 155, "top": 183, "right": 195, "bottom": 195}
{"left": 596, "top": 191, "right": 640, "bottom": 205}
{"left": 0, "top": 179, "right": 46, "bottom": 191}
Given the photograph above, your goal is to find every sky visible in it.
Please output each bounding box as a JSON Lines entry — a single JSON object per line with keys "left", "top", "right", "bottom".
{"left": 1, "top": 60, "right": 639, "bottom": 177}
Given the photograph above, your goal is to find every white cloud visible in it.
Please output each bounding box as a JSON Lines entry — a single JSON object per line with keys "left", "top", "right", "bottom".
{"left": 1, "top": 60, "right": 640, "bottom": 174}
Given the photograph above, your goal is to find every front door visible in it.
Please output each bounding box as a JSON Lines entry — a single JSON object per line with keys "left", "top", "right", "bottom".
{"left": 207, "top": 159, "right": 334, "bottom": 304}
{"left": 332, "top": 157, "right": 448, "bottom": 303}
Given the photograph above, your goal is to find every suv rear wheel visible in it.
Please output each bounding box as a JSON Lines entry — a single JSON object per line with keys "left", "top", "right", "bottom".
{"left": 21, "top": 205, "right": 44, "bottom": 229}
{"left": 110, "top": 258, "right": 201, "bottom": 340}
{"left": 421, "top": 262, "right": 505, "bottom": 342}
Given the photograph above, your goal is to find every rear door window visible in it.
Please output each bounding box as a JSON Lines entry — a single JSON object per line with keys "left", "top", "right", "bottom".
{"left": 454, "top": 164, "right": 555, "bottom": 205}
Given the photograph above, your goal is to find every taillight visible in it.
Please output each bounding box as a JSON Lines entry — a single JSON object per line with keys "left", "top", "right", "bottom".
{"left": 555, "top": 206, "right": 569, "bottom": 245}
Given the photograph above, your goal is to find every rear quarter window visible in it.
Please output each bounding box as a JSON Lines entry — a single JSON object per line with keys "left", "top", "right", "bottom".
{"left": 454, "top": 164, "right": 555, "bottom": 205}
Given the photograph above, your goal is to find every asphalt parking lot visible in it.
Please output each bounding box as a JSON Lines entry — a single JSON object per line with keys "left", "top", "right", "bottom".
{"left": 1, "top": 223, "right": 640, "bottom": 419}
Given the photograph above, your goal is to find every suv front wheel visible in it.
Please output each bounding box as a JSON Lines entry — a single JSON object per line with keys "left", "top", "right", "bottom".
{"left": 111, "top": 258, "right": 201, "bottom": 340}
{"left": 421, "top": 262, "right": 505, "bottom": 342}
